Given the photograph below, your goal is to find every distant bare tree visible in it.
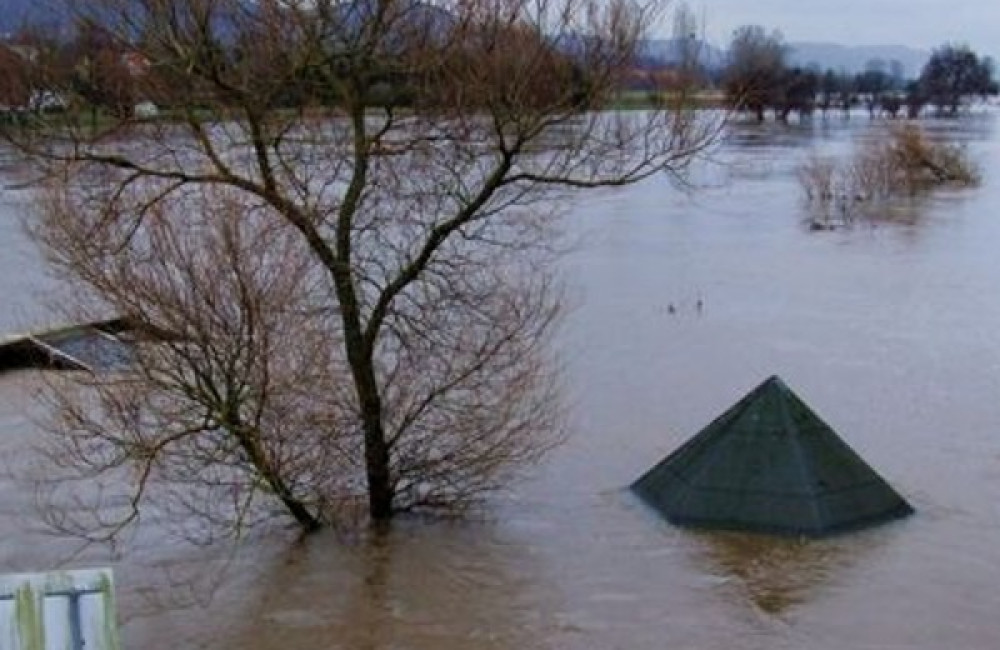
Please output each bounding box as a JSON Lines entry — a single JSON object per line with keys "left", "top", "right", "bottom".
{"left": 918, "top": 44, "right": 998, "bottom": 115}
{"left": 723, "top": 25, "right": 787, "bottom": 122}
{"left": 670, "top": 2, "right": 701, "bottom": 86}
{"left": 799, "top": 124, "right": 979, "bottom": 228}
{"left": 11, "top": 0, "right": 717, "bottom": 539}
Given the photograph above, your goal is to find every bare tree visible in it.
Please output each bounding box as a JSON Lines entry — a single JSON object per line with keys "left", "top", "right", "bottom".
{"left": 798, "top": 124, "right": 979, "bottom": 228}
{"left": 670, "top": 2, "right": 702, "bottom": 87}
{"left": 11, "top": 0, "right": 717, "bottom": 539}
{"left": 0, "top": 44, "right": 31, "bottom": 111}
{"left": 918, "top": 44, "right": 998, "bottom": 115}
{"left": 33, "top": 185, "right": 354, "bottom": 542}
{"left": 723, "top": 25, "right": 787, "bottom": 122}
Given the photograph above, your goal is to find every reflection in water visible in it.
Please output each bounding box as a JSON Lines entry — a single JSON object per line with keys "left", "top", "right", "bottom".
{"left": 218, "top": 521, "right": 557, "bottom": 650}
{"left": 695, "top": 532, "right": 849, "bottom": 616}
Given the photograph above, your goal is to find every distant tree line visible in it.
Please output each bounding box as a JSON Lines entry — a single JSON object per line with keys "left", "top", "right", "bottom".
{"left": 0, "top": 24, "right": 142, "bottom": 118}
{"left": 721, "top": 26, "right": 998, "bottom": 122}
{"left": 3, "top": 13, "right": 998, "bottom": 122}
{"left": 0, "top": 4, "right": 601, "bottom": 120}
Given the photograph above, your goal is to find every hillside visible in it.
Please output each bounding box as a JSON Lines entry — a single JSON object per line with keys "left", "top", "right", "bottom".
{"left": 0, "top": 0, "right": 58, "bottom": 35}
{"left": 628, "top": 38, "right": 928, "bottom": 77}
{"left": 787, "top": 42, "right": 929, "bottom": 77}
{"left": 637, "top": 38, "right": 726, "bottom": 69}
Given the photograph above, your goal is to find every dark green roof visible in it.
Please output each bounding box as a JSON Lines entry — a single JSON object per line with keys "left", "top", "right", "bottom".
{"left": 632, "top": 376, "right": 913, "bottom": 537}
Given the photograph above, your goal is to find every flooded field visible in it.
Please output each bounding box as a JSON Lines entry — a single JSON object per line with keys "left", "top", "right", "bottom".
{"left": 3, "top": 111, "right": 1000, "bottom": 648}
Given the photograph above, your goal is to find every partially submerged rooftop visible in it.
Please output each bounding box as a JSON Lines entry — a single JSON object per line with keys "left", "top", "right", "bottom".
{"left": 0, "top": 317, "right": 135, "bottom": 374}
{"left": 632, "top": 376, "right": 914, "bottom": 538}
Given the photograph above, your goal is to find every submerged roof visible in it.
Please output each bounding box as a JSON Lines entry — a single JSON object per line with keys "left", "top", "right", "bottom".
{"left": 0, "top": 317, "right": 134, "bottom": 374}
{"left": 632, "top": 376, "right": 913, "bottom": 538}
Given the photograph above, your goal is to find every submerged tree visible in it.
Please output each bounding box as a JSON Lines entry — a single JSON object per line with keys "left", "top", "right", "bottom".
{"left": 777, "top": 66, "right": 818, "bottom": 121}
{"left": 10, "top": 0, "right": 717, "bottom": 542}
{"left": 855, "top": 60, "right": 895, "bottom": 118}
{"left": 35, "top": 188, "right": 357, "bottom": 540}
{"left": 918, "top": 44, "right": 998, "bottom": 115}
{"left": 722, "top": 25, "right": 787, "bottom": 121}
{"left": 798, "top": 124, "right": 979, "bottom": 228}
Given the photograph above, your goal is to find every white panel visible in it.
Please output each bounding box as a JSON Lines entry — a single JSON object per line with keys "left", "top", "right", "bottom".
{"left": 0, "top": 568, "right": 119, "bottom": 650}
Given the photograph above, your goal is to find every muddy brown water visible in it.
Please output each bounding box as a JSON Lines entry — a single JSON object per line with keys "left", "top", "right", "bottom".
{"left": 3, "top": 113, "right": 1000, "bottom": 649}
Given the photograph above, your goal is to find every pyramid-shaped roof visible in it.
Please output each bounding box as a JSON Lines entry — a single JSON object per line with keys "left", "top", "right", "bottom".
{"left": 632, "top": 376, "right": 913, "bottom": 537}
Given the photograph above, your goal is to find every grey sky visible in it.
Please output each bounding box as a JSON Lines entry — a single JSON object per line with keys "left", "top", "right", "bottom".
{"left": 682, "top": 0, "right": 999, "bottom": 58}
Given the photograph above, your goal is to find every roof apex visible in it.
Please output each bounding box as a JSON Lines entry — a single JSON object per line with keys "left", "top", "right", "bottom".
{"left": 631, "top": 376, "right": 913, "bottom": 537}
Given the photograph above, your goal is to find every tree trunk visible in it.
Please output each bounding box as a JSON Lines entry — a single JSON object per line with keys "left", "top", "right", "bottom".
{"left": 233, "top": 424, "right": 322, "bottom": 531}
{"left": 341, "top": 337, "right": 393, "bottom": 520}
{"left": 274, "top": 484, "right": 323, "bottom": 531}
{"left": 332, "top": 264, "right": 394, "bottom": 522}
{"left": 341, "top": 318, "right": 394, "bottom": 521}
{"left": 324, "top": 91, "right": 395, "bottom": 523}
{"left": 359, "top": 375, "right": 394, "bottom": 521}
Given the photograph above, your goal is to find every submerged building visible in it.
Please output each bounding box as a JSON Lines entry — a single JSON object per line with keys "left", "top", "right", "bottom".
{"left": 632, "top": 376, "right": 913, "bottom": 537}
{"left": 0, "top": 318, "right": 135, "bottom": 374}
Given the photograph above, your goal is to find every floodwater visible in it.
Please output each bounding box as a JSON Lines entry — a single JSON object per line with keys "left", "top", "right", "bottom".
{"left": 4, "top": 112, "right": 1000, "bottom": 649}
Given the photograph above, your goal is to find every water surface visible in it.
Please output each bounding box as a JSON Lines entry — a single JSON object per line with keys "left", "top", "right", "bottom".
{"left": 3, "top": 112, "right": 1000, "bottom": 649}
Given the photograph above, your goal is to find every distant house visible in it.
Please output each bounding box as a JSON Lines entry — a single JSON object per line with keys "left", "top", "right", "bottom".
{"left": 120, "top": 50, "right": 151, "bottom": 77}
{"left": 134, "top": 100, "right": 159, "bottom": 119}
{"left": 0, "top": 40, "right": 65, "bottom": 114}
{"left": 6, "top": 42, "right": 38, "bottom": 62}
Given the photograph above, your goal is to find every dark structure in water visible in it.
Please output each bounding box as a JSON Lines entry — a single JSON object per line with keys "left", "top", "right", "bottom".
{"left": 632, "top": 376, "right": 913, "bottom": 537}
{"left": 0, "top": 317, "right": 135, "bottom": 374}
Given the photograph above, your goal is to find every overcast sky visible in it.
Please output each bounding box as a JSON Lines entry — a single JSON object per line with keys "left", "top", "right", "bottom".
{"left": 682, "top": 0, "right": 999, "bottom": 58}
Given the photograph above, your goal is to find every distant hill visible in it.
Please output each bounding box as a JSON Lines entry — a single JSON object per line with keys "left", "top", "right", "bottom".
{"left": 786, "top": 42, "right": 930, "bottom": 78}
{"left": 0, "top": 0, "right": 457, "bottom": 40}
{"left": 633, "top": 39, "right": 929, "bottom": 79}
{"left": 0, "top": 0, "right": 62, "bottom": 36}
{"left": 637, "top": 38, "right": 726, "bottom": 69}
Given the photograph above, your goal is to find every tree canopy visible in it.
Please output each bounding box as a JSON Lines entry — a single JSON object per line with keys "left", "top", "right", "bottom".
{"left": 722, "top": 25, "right": 787, "bottom": 121}
{"left": 5, "top": 0, "right": 717, "bottom": 545}
{"left": 918, "top": 44, "right": 998, "bottom": 114}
